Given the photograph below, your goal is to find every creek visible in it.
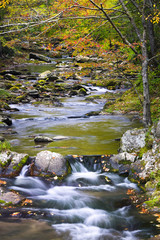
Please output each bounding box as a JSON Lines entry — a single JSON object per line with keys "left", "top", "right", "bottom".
{"left": 4, "top": 60, "right": 141, "bottom": 156}
{"left": 0, "top": 59, "right": 159, "bottom": 239}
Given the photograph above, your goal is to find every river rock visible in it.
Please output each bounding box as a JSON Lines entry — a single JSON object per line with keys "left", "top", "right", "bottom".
{"left": 0, "top": 70, "right": 21, "bottom": 76}
{"left": 0, "top": 115, "right": 12, "bottom": 126}
{"left": 39, "top": 70, "right": 51, "bottom": 80}
{"left": 27, "top": 90, "right": 39, "bottom": 98}
{"left": 34, "top": 136, "right": 53, "bottom": 143}
{"left": 72, "top": 73, "right": 82, "bottom": 80}
{"left": 110, "top": 152, "right": 137, "bottom": 164}
{"left": 85, "top": 111, "right": 100, "bottom": 117}
{"left": 53, "top": 135, "right": 70, "bottom": 141}
{"left": 29, "top": 53, "right": 51, "bottom": 63}
{"left": 48, "top": 72, "right": 59, "bottom": 81}
{"left": 35, "top": 150, "right": 67, "bottom": 176}
{"left": 4, "top": 74, "right": 17, "bottom": 81}
{"left": 78, "top": 88, "right": 87, "bottom": 96}
{"left": 0, "top": 151, "right": 29, "bottom": 177}
{"left": 120, "top": 128, "right": 146, "bottom": 153}
{"left": 0, "top": 189, "right": 23, "bottom": 205}
{"left": 75, "top": 55, "right": 90, "bottom": 63}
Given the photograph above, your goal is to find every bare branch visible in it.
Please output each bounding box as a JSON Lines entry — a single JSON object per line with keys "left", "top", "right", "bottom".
{"left": 148, "top": 53, "right": 160, "bottom": 62}
{"left": 119, "top": 0, "right": 142, "bottom": 42}
{"left": 130, "top": 0, "right": 142, "bottom": 14}
{"left": 88, "top": 0, "right": 138, "bottom": 54}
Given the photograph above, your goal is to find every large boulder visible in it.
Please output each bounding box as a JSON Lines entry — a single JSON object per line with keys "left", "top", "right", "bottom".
{"left": 138, "top": 149, "right": 160, "bottom": 182}
{"left": 120, "top": 128, "right": 146, "bottom": 153}
{"left": 0, "top": 151, "right": 29, "bottom": 177}
{"left": 35, "top": 150, "right": 67, "bottom": 176}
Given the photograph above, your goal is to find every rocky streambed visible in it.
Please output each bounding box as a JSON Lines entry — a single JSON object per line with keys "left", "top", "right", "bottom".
{"left": 0, "top": 55, "right": 160, "bottom": 239}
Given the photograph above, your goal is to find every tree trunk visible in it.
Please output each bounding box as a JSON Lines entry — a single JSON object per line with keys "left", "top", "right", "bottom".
{"left": 146, "top": 0, "right": 155, "bottom": 58}
{"left": 142, "top": 0, "right": 152, "bottom": 126}
{"left": 0, "top": 41, "right": 2, "bottom": 57}
{"left": 147, "top": 20, "right": 155, "bottom": 57}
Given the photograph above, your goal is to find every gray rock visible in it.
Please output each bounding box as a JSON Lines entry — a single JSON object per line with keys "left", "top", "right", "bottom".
{"left": 29, "top": 53, "right": 51, "bottom": 63}
{"left": 120, "top": 128, "right": 146, "bottom": 153}
{"left": 35, "top": 150, "right": 66, "bottom": 175}
{"left": 110, "top": 152, "right": 137, "bottom": 164}
{"left": 0, "top": 189, "right": 23, "bottom": 205}
{"left": 48, "top": 73, "right": 59, "bottom": 81}
{"left": 39, "top": 70, "right": 51, "bottom": 80}
{"left": 75, "top": 55, "right": 90, "bottom": 63}
{"left": 34, "top": 136, "right": 53, "bottom": 143}
{"left": 27, "top": 90, "right": 39, "bottom": 98}
{"left": 53, "top": 135, "right": 70, "bottom": 141}
{"left": 138, "top": 150, "right": 160, "bottom": 181}
{"left": 4, "top": 74, "right": 17, "bottom": 81}
{"left": 72, "top": 73, "right": 82, "bottom": 80}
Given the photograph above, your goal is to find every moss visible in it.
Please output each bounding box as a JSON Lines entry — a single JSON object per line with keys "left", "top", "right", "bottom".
{"left": 0, "top": 141, "right": 11, "bottom": 152}
{"left": 145, "top": 196, "right": 160, "bottom": 208}
{"left": 15, "top": 83, "right": 22, "bottom": 88}
{"left": 119, "top": 160, "right": 132, "bottom": 165}
{"left": 12, "top": 155, "right": 29, "bottom": 171}
{"left": 138, "top": 146, "right": 149, "bottom": 158}
{"left": 145, "top": 180, "right": 156, "bottom": 190}
{"left": 0, "top": 89, "right": 12, "bottom": 99}
{"left": 85, "top": 95, "right": 101, "bottom": 100}
{"left": 16, "top": 94, "right": 27, "bottom": 101}
{"left": 38, "top": 80, "right": 46, "bottom": 85}
{"left": 0, "top": 200, "right": 6, "bottom": 204}
{"left": 9, "top": 86, "right": 20, "bottom": 92}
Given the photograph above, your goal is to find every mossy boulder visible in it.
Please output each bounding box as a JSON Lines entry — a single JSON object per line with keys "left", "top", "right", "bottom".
{"left": 0, "top": 151, "right": 29, "bottom": 177}
{"left": 4, "top": 74, "right": 17, "bottom": 81}
{"left": 78, "top": 87, "right": 87, "bottom": 96}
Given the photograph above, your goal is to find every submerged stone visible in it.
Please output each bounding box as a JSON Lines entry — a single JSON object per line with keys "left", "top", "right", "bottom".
{"left": 53, "top": 135, "right": 70, "bottom": 141}
{"left": 34, "top": 136, "right": 53, "bottom": 143}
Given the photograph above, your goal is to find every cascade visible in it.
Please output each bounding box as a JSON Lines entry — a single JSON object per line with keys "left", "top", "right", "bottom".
{"left": 7, "top": 160, "right": 157, "bottom": 240}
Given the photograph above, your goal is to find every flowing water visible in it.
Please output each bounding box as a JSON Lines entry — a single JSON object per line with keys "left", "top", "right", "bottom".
{"left": 4, "top": 63, "right": 141, "bottom": 156}
{"left": 0, "top": 61, "right": 159, "bottom": 239}
{"left": 0, "top": 162, "right": 158, "bottom": 240}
